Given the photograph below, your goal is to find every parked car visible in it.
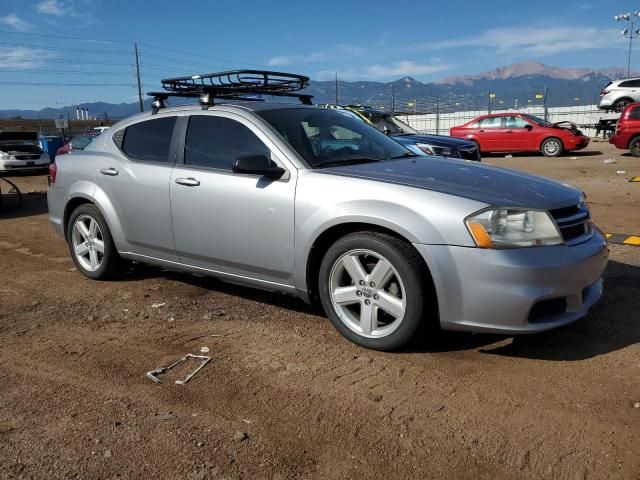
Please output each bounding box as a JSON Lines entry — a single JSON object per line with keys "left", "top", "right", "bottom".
{"left": 340, "top": 105, "right": 481, "bottom": 161}
{"left": 48, "top": 81, "right": 608, "bottom": 351}
{"left": 56, "top": 133, "right": 98, "bottom": 157}
{"left": 450, "top": 113, "right": 590, "bottom": 157}
{"left": 598, "top": 78, "right": 640, "bottom": 112}
{"left": 609, "top": 102, "right": 640, "bottom": 155}
{"left": 0, "top": 130, "right": 50, "bottom": 172}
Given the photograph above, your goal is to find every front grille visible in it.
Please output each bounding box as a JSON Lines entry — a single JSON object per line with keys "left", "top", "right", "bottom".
{"left": 457, "top": 146, "right": 479, "bottom": 161}
{"left": 549, "top": 203, "right": 591, "bottom": 244}
{"left": 14, "top": 154, "right": 41, "bottom": 160}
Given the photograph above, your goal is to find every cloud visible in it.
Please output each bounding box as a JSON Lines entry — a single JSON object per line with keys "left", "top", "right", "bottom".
{"left": 318, "top": 61, "right": 453, "bottom": 81}
{"left": 419, "top": 26, "right": 623, "bottom": 56}
{"left": 0, "top": 13, "right": 33, "bottom": 32}
{"left": 37, "top": 0, "right": 65, "bottom": 16}
{"left": 0, "top": 47, "right": 54, "bottom": 68}
{"left": 268, "top": 44, "right": 366, "bottom": 67}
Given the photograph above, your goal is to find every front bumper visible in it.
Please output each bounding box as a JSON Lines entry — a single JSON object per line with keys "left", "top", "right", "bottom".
{"left": 414, "top": 231, "right": 608, "bottom": 334}
{"left": 571, "top": 136, "right": 590, "bottom": 151}
{"left": 609, "top": 134, "right": 628, "bottom": 149}
{"left": 0, "top": 157, "right": 50, "bottom": 171}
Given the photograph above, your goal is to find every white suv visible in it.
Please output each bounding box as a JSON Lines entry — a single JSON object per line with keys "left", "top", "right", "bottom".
{"left": 598, "top": 78, "right": 640, "bottom": 112}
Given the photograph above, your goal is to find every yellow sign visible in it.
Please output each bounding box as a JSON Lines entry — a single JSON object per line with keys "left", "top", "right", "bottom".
{"left": 535, "top": 93, "right": 544, "bottom": 99}
{"left": 527, "top": 99, "right": 532, "bottom": 103}
{"left": 498, "top": 100, "right": 504, "bottom": 104}
{"left": 455, "top": 102, "right": 461, "bottom": 106}
{"left": 407, "top": 101, "right": 414, "bottom": 107}
{"left": 489, "top": 93, "right": 496, "bottom": 98}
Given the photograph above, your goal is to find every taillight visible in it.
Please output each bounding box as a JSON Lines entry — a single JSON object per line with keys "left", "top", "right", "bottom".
{"left": 600, "top": 90, "right": 609, "bottom": 96}
{"left": 49, "top": 162, "right": 57, "bottom": 184}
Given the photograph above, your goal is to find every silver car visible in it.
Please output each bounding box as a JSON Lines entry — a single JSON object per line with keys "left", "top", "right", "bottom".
{"left": 47, "top": 102, "right": 609, "bottom": 350}
{"left": 598, "top": 78, "right": 640, "bottom": 112}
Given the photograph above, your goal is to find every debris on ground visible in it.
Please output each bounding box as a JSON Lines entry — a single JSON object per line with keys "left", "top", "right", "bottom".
{"left": 616, "top": 170, "right": 626, "bottom": 174}
{"left": 233, "top": 431, "right": 248, "bottom": 443}
{"left": 570, "top": 157, "right": 578, "bottom": 160}
{"left": 603, "top": 158, "right": 617, "bottom": 164}
{"left": 154, "top": 412, "right": 177, "bottom": 421}
{"left": 151, "top": 302, "right": 166, "bottom": 308}
{"left": 505, "top": 154, "right": 513, "bottom": 158}
{"left": 199, "top": 346, "right": 210, "bottom": 354}
{"left": 634, "top": 402, "right": 640, "bottom": 408}
{"left": 146, "top": 353, "right": 212, "bottom": 385}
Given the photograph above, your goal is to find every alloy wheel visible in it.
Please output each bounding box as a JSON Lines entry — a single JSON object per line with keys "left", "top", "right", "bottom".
{"left": 544, "top": 140, "right": 561, "bottom": 156}
{"left": 329, "top": 249, "right": 406, "bottom": 338}
{"left": 71, "top": 214, "right": 105, "bottom": 272}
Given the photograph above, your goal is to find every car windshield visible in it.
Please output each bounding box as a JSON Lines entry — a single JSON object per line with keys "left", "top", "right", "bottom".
{"left": 257, "top": 108, "right": 413, "bottom": 168}
{"left": 522, "top": 114, "right": 552, "bottom": 127}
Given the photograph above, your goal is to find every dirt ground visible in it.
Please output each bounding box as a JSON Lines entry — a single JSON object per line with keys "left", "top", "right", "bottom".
{"left": 0, "top": 141, "right": 638, "bottom": 480}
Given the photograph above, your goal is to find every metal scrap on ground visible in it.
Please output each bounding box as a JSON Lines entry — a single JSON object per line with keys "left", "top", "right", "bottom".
{"left": 146, "top": 353, "right": 212, "bottom": 385}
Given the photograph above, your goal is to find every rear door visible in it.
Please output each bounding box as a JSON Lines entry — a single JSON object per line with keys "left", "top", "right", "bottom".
{"left": 475, "top": 116, "right": 506, "bottom": 151}
{"left": 96, "top": 115, "right": 178, "bottom": 261}
{"left": 169, "top": 112, "right": 296, "bottom": 286}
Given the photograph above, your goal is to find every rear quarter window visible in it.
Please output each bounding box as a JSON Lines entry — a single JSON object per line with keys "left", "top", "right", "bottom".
{"left": 629, "top": 106, "right": 640, "bottom": 119}
{"left": 119, "top": 116, "right": 176, "bottom": 163}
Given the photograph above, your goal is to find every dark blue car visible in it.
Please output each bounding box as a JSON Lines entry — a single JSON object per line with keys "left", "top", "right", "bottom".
{"left": 346, "top": 106, "right": 481, "bottom": 161}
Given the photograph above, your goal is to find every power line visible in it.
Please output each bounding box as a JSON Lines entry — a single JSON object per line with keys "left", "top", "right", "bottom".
{"left": 0, "top": 57, "right": 134, "bottom": 66}
{"left": 0, "top": 29, "right": 132, "bottom": 44}
{"left": 139, "top": 42, "right": 270, "bottom": 68}
{"left": 0, "top": 41, "right": 131, "bottom": 54}
{"left": 0, "top": 68, "right": 134, "bottom": 76}
{"left": 0, "top": 81, "right": 135, "bottom": 87}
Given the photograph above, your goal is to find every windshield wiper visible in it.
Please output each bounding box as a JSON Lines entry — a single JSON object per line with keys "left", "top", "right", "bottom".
{"left": 389, "top": 152, "right": 419, "bottom": 159}
{"left": 313, "top": 157, "right": 383, "bottom": 168}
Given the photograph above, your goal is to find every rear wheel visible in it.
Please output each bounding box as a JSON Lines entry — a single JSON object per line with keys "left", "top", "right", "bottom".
{"left": 614, "top": 98, "right": 633, "bottom": 113}
{"left": 541, "top": 137, "right": 563, "bottom": 157}
{"left": 318, "top": 232, "right": 431, "bottom": 351}
{"left": 66, "top": 204, "right": 123, "bottom": 280}
{"left": 630, "top": 136, "right": 640, "bottom": 157}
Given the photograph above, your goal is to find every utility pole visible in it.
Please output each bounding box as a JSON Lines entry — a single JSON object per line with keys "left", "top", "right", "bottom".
{"left": 615, "top": 13, "right": 640, "bottom": 77}
{"left": 334, "top": 73, "right": 339, "bottom": 105}
{"left": 391, "top": 83, "right": 395, "bottom": 112}
{"left": 435, "top": 92, "right": 440, "bottom": 135}
{"left": 134, "top": 42, "right": 144, "bottom": 112}
{"left": 543, "top": 85, "right": 549, "bottom": 122}
{"left": 488, "top": 92, "right": 492, "bottom": 114}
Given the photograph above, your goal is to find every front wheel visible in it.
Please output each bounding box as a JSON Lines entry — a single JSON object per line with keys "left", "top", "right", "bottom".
{"left": 66, "top": 204, "right": 124, "bottom": 280}
{"left": 318, "top": 232, "right": 432, "bottom": 351}
{"left": 541, "top": 137, "right": 563, "bottom": 157}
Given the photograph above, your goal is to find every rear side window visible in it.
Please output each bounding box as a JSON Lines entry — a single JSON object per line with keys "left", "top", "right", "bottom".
{"left": 184, "top": 115, "right": 271, "bottom": 171}
{"left": 120, "top": 116, "right": 176, "bottom": 162}
{"left": 619, "top": 79, "right": 640, "bottom": 88}
{"left": 479, "top": 117, "right": 503, "bottom": 128}
{"left": 629, "top": 106, "right": 640, "bottom": 119}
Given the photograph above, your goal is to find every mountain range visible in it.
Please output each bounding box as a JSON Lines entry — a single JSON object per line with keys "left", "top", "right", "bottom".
{"left": 0, "top": 61, "right": 635, "bottom": 120}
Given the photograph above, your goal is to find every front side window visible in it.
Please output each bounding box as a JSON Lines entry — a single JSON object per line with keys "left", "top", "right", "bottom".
{"left": 504, "top": 116, "right": 531, "bottom": 128}
{"left": 121, "top": 116, "right": 176, "bottom": 162}
{"left": 184, "top": 115, "right": 271, "bottom": 171}
{"left": 479, "top": 117, "right": 503, "bottom": 128}
{"left": 257, "top": 108, "right": 411, "bottom": 168}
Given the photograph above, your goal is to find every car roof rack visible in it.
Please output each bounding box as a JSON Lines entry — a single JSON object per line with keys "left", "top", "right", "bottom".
{"left": 147, "top": 69, "right": 313, "bottom": 114}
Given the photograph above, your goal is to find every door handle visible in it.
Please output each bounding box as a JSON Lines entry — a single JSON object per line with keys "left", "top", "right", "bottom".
{"left": 506, "top": 129, "right": 513, "bottom": 133}
{"left": 478, "top": 129, "right": 485, "bottom": 132}
{"left": 99, "top": 167, "right": 119, "bottom": 176}
{"left": 175, "top": 177, "right": 200, "bottom": 187}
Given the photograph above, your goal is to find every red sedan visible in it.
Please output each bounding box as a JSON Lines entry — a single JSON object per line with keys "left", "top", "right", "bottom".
{"left": 609, "top": 102, "right": 640, "bottom": 156}
{"left": 450, "top": 113, "right": 590, "bottom": 157}
{"left": 56, "top": 133, "right": 97, "bottom": 157}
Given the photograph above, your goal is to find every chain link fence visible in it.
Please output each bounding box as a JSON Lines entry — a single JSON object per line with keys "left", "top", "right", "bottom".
{"left": 398, "top": 105, "right": 616, "bottom": 138}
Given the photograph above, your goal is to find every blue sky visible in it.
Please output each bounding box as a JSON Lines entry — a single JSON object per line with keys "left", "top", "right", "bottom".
{"left": 0, "top": 0, "right": 638, "bottom": 109}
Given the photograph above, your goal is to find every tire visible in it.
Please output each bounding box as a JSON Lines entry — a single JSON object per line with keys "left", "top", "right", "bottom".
{"left": 66, "top": 204, "right": 123, "bottom": 280}
{"left": 630, "top": 136, "right": 640, "bottom": 157}
{"left": 318, "top": 232, "right": 431, "bottom": 351}
{"left": 541, "top": 137, "right": 563, "bottom": 157}
{"left": 614, "top": 98, "right": 633, "bottom": 113}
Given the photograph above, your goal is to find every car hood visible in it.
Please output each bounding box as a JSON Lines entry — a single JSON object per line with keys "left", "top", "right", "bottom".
{"left": 392, "top": 134, "right": 475, "bottom": 147}
{"left": 321, "top": 157, "right": 581, "bottom": 210}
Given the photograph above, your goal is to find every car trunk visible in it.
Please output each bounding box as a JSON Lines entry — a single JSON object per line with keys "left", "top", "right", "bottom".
{"left": 0, "top": 131, "right": 43, "bottom": 156}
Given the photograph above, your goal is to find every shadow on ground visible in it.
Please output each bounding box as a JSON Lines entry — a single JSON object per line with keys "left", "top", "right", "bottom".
{"left": 0, "top": 192, "right": 48, "bottom": 219}
{"left": 124, "top": 257, "right": 639, "bottom": 362}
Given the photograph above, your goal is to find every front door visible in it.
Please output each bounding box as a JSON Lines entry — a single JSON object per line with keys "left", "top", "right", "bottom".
{"left": 170, "top": 113, "right": 296, "bottom": 286}
{"left": 503, "top": 115, "right": 537, "bottom": 151}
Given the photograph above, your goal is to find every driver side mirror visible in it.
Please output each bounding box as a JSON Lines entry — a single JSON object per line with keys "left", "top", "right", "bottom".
{"left": 524, "top": 124, "right": 533, "bottom": 131}
{"left": 233, "top": 155, "right": 285, "bottom": 179}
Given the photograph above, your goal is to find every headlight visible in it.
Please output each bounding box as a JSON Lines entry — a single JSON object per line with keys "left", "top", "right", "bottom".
{"left": 466, "top": 208, "right": 564, "bottom": 248}
{"left": 0, "top": 151, "right": 9, "bottom": 159}
{"left": 417, "top": 143, "right": 454, "bottom": 157}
